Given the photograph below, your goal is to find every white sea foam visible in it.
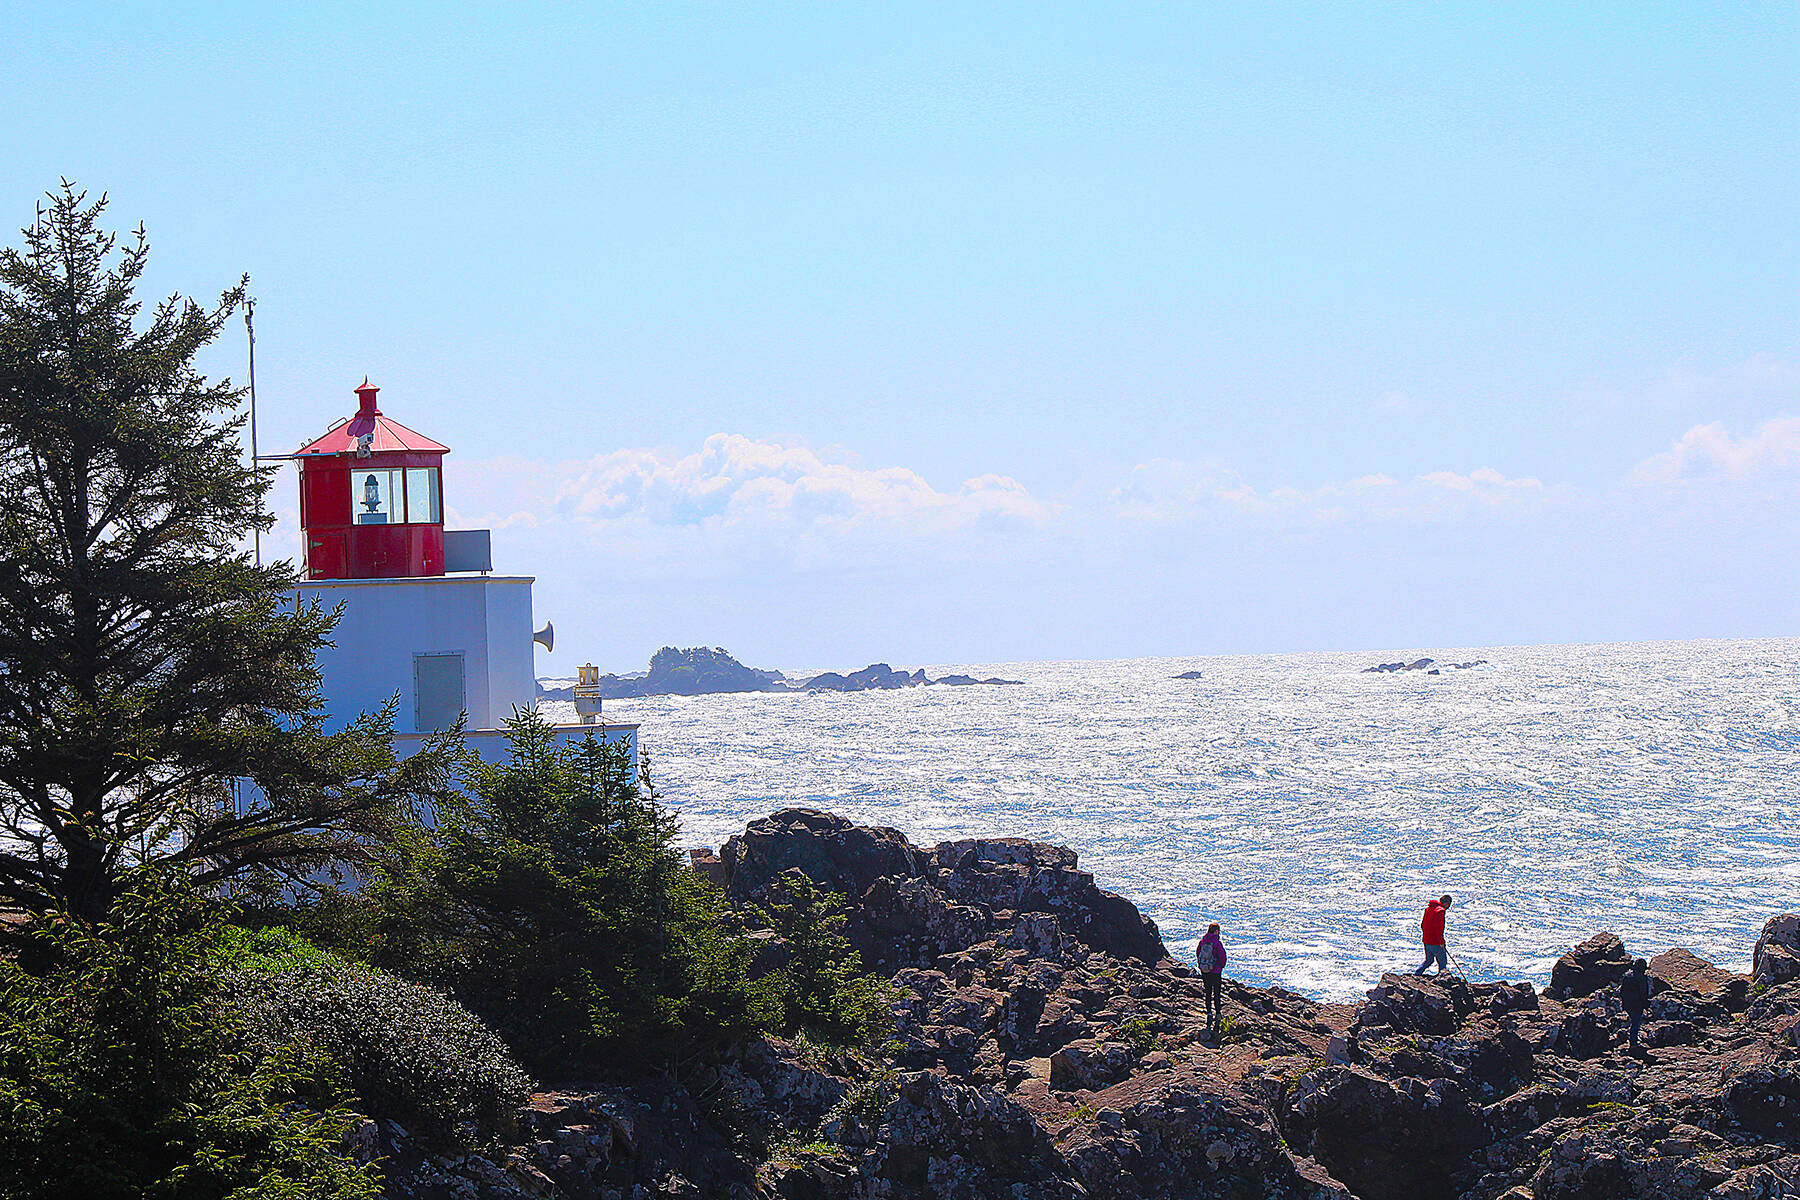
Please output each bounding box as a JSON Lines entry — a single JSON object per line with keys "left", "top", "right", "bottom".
{"left": 541, "top": 638, "right": 1799, "bottom": 1000}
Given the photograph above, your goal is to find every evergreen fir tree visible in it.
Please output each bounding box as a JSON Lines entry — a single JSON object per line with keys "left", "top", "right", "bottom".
{"left": 0, "top": 184, "right": 456, "bottom": 922}
{"left": 365, "top": 710, "right": 773, "bottom": 1074}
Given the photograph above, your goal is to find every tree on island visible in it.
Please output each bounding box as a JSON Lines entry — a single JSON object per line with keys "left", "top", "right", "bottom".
{"left": 0, "top": 185, "right": 456, "bottom": 923}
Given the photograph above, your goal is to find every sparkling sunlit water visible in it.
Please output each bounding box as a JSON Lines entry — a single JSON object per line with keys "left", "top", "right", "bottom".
{"left": 545, "top": 639, "right": 1799, "bottom": 1000}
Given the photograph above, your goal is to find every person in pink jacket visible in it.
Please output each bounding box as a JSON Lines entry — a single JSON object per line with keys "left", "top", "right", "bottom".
{"left": 1195, "top": 923, "right": 1227, "bottom": 1031}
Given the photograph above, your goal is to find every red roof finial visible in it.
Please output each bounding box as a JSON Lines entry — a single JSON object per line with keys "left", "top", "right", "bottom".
{"left": 354, "top": 377, "right": 380, "bottom": 417}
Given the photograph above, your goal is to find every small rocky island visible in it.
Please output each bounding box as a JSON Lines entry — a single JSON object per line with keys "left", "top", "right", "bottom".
{"left": 538, "top": 646, "right": 1023, "bottom": 700}
{"left": 379, "top": 809, "right": 1800, "bottom": 1200}
{"left": 1364, "top": 656, "right": 1489, "bottom": 674}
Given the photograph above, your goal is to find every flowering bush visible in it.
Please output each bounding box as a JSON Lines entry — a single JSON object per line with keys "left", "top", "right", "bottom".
{"left": 227, "top": 957, "right": 531, "bottom": 1142}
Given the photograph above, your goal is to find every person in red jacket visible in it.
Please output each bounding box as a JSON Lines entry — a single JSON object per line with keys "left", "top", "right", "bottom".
{"left": 1413, "top": 895, "right": 1453, "bottom": 975}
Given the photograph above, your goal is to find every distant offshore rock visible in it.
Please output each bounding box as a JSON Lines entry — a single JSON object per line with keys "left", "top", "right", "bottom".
{"left": 538, "top": 646, "right": 1022, "bottom": 701}
{"left": 930, "top": 673, "right": 1024, "bottom": 688}
{"left": 1363, "top": 656, "right": 1489, "bottom": 674}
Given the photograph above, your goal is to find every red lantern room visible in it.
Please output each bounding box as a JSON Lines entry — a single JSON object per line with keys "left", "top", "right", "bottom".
{"left": 295, "top": 381, "right": 449, "bottom": 579}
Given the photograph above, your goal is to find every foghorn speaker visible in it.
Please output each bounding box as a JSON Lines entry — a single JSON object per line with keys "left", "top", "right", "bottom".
{"left": 533, "top": 621, "right": 554, "bottom": 652}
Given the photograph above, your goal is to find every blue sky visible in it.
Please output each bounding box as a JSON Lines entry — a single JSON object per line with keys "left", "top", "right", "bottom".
{"left": 7, "top": 4, "right": 1796, "bottom": 668}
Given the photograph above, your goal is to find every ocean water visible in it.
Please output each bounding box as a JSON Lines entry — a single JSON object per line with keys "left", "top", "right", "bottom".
{"left": 542, "top": 639, "right": 1800, "bottom": 1000}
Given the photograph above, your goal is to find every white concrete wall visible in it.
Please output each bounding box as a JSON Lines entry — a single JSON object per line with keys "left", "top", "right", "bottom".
{"left": 298, "top": 575, "right": 540, "bottom": 733}
{"left": 483, "top": 579, "right": 537, "bottom": 729}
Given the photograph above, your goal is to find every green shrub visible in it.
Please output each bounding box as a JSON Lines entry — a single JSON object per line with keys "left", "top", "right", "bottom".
{"left": 0, "top": 876, "right": 377, "bottom": 1200}
{"left": 212, "top": 922, "right": 341, "bottom": 972}
{"left": 1117, "top": 1016, "right": 1162, "bottom": 1054}
{"left": 361, "top": 711, "right": 776, "bottom": 1075}
{"left": 755, "top": 872, "right": 894, "bottom": 1046}
{"left": 226, "top": 959, "right": 531, "bottom": 1142}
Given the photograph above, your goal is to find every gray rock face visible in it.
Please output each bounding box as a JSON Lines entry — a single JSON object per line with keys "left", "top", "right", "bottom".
{"left": 1754, "top": 913, "right": 1800, "bottom": 990}
{"left": 1356, "top": 972, "right": 1468, "bottom": 1037}
{"left": 715, "top": 808, "right": 1169, "bottom": 969}
{"left": 1282, "top": 1068, "right": 1486, "bottom": 1200}
{"left": 1550, "top": 931, "right": 1634, "bottom": 997}
{"left": 720, "top": 809, "right": 928, "bottom": 904}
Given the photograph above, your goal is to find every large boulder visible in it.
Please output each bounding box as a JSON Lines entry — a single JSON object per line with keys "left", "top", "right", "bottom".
{"left": 1280, "top": 1067, "right": 1486, "bottom": 1200}
{"left": 1480, "top": 980, "right": 1540, "bottom": 1016}
{"left": 1552, "top": 997, "right": 1616, "bottom": 1060}
{"left": 1550, "top": 932, "right": 1634, "bottom": 998}
{"left": 1754, "top": 914, "right": 1800, "bottom": 990}
{"left": 1061, "top": 1081, "right": 1334, "bottom": 1200}
{"left": 1648, "top": 947, "right": 1747, "bottom": 1010}
{"left": 719, "top": 809, "right": 928, "bottom": 904}
{"left": 1356, "top": 973, "right": 1468, "bottom": 1036}
{"left": 861, "top": 1071, "right": 1070, "bottom": 1197}
{"left": 1048, "top": 1039, "right": 1134, "bottom": 1092}
{"left": 934, "top": 842, "right": 1168, "bottom": 964}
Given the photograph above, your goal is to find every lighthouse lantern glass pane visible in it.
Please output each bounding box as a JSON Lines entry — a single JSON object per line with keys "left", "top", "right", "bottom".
{"left": 405, "top": 467, "right": 441, "bottom": 524}
{"left": 353, "top": 469, "right": 398, "bottom": 524}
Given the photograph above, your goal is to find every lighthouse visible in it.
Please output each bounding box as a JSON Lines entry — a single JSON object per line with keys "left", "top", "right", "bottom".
{"left": 290, "top": 381, "right": 636, "bottom": 763}
{"left": 296, "top": 380, "right": 450, "bottom": 581}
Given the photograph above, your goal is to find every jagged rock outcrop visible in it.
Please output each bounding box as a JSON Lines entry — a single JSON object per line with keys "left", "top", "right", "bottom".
{"left": 1549, "top": 931, "right": 1634, "bottom": 997}
{"left": 721, "top": 810, "right": 931, "bottom": 909}
{"left": 380, "top": 822, "right": 1800, "bottom": 1200}
{"left": 1755, "top": 913, "right": 1800, "bottom": 990}
{"left": 800, "top": 664, "right": 916, "bottom": 691}
{"left": 715, "top": 809, "right": 1169, "bottom": 969}
{"left": 590, "top": 645, "right": 790, "bottom": 698}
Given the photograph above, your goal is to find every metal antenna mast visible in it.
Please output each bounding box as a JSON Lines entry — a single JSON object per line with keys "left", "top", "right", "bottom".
{"left": 245, "top": 296, "right": 261, "bottom": 568}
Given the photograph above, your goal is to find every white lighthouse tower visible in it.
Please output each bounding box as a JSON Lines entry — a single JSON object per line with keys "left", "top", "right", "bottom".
{"left": 289, "top": 381, "right": 636, "bottom": 764}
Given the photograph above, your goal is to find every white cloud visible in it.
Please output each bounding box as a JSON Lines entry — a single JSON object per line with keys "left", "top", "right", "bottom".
{"left": 425, "top": 434, "right": 1052, "bottom": 576}
{"left": 1098, "top": 458, "right": 1548, "bottom": 526}
{"left": 265, "top": 434, "right": 1574, "bottom": 580}
{"left": 1630, "top": 416, "right": 1800, "bottom": 485}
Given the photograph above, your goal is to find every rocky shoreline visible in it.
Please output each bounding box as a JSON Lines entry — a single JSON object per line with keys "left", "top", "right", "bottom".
{"left": 378, "top": 810, "right": 1800, "bottom": 1200}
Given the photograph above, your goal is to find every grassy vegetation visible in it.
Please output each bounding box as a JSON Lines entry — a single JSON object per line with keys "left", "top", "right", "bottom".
{"left": 1117, "top": 1015, "right": 1164, "bottom": 1054}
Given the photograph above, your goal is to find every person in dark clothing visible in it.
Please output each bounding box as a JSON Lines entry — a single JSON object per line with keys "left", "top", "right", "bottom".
{"left": 1414, "top": 895, "right": 1453, "bottom": 975}
{"left": 1620, "top": 958, "right": 1651, "bottom": 1052}
{"left": 1195, "top": 923, "right": 1227, "bottom": 1030}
